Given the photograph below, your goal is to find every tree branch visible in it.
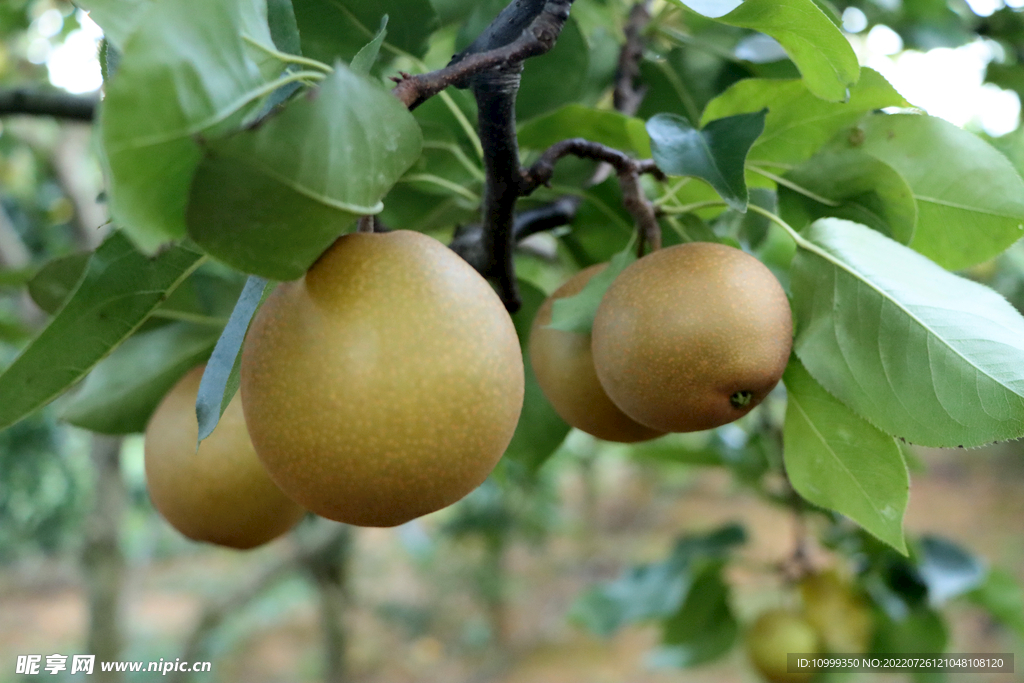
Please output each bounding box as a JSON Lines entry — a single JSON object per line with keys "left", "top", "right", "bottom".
{"left": 513, "top": 195, "right": 581, "bottom": 240}
{"left": 402, "top": 0, "right": 571, "bottom": 311}
{"left": 391, "top": 0, "right": 575, "bottom": 110}
{"left": 522, "top": 139, "right": 664, "bottom": 253}
{"left": 0, "top": 88, "right": 97, "bottom": 120}
{"left": 613, "top": 2, "right": 652, "bottom": 116}
{"left": 472, "top": 70, "right": 525, "bottom": 311}
{"left": 450, "top": 196, "right": 579, "bottom": 272}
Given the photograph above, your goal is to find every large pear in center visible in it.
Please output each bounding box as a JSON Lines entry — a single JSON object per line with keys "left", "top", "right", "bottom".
{"left": 240, "top": 230, "right": 525, "bottom": 527}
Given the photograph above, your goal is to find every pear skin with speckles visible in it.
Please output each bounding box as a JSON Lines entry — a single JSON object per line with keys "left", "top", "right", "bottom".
{"left": 530, "top": 265, "right": 665, "bottom": 443}
{"left": 144, "top": 366, "right": 306, "bottom": 549}
{"left": 591, "top": 242, "right": 792, "bottom": 433}
{"left": 240, "top": 230, "right": 524, "bottom": 527}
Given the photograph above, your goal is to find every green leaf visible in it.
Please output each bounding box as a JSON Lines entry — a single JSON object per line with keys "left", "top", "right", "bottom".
{"left": 783, "top": 357, "right": 908, "bottom": 553}
{"left": 429, "top": 0, "right": 477, "bottom": 25}
{"left": 0, "top": 267, "right": 36, "bottom": 289}
{"left": 570, "top": 524, "right": 745, "bottom": 637}
{"left": 649, "top": 565, "right": 737, "bottom": 669}
{"left": 556, "top": 177, "right": 636, "bottom": 266}
{"left": 75, "top": 0, "right": 150, "bottom": 50}
{"left": 630, "top": 432, "right": 770, "bottom": 481}
{"left": 518, "top": 104, "right": 651, "bottom": 157}
{"left": 547, "top": 246, "right": 636, "bottom": 333}
{"left": 27, "top": 253, "right": 90, "bottom": 315}
{"left": 186, "top": 63, "right": 423, "bottom": 280}
{"left": 966, "top": 568, "right": 1024, "bottom": 639}
{"left": 292, "top": 0, "right": 437, "bottom": 64}
{"left": 0, "top": 232, "right": 205, "bottom": 431}
{"left": 629, "top": 433, "right": 731, "bottom": 466}
{"left": 571, "top": 560, "right": 690, "bottom": 637}
{"left": 665, "top": 214, "right": 720, "bottom": 246}
{"left": 350, "top": 15, "right": 388, "bottom": 74}
{"left": 792, "top": 218, "right": 1024, "bottom": 448}
{"left": 845, "top": 113, "right": 1024, "bottom": 271}
{"left": 702, "top": 68, "right": 910, "bottom": 165}
{"left": 98, "top": 0, "right": 284, "bottom": 251}
{"left": 58, "top": 323, "right": 220, "bottom": 434}
{"left": 674, "top": 0, "right": 859, "bottom": 101}
{"left": 267, "top": 0, "right": 302, "bottom": 55}
{"left": 916, "top": 536, "right": 987, "bottom": 606}
{"left": 517, "top": 17, "right": 590, "bottom": 122}
{"left": 0, "top": 317, "right": 32, "bottom": 345}
{"left": 648, "top": 110, "right": 766, "bottom": 212}
{"left": 778, "top": 149, "right": 917, "bottom": 244}
{"left": 505, "top": 280, "right": 571, "bottom": 475}
{"left": 872, "top": 607, "right": 948, "bottom": 656}
{"left": 196, "top": 276, "right": 271, "bottom": 443}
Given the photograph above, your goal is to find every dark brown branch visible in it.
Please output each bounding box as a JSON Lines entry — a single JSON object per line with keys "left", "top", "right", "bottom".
{"left": 392, "top": 0, "right": 574, "bottom": 110}
{"left": 0, "top": 88, "right": 97, "bottom": 120}
{"left": 454, "top": 0, "right": 549, "bottom": 62}
{"left": 420, "top": 0, "right": 576, "bottom": 312}
{"left": 513, "top": 195, "right": 581, "bottom": 240}
{"left": 450, "top": 196, "right": 579, "bottom": 272}
{"left": 473, "top": 70, "right": 525, "bottom": 312}
{"left": 613, "top": 2, "right": 652, "bottom": 116}
{"left": 522, "top": 138, "right": 665, "bottom": 253}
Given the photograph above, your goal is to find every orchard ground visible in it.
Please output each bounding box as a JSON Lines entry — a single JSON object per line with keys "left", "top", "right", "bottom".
{"left": 1, "top": 442, "right": 1020, "bottom": 683}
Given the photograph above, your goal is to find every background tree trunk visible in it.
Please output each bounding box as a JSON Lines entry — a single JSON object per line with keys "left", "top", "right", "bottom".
{"left": 303, "top": 526, "right": 353, "bottom": 683}
{"left": 81, "top": 435, "right": 125, "bottom": 683}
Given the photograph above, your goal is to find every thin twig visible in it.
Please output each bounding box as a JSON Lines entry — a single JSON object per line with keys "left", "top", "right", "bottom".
{"left": 521, "top": 138, "right": 664, "bottom": 253}
{"left": 423, "top": 0, "right": 577, "bottom": 312}
{"left": 391, "top": 0, "right": 575, "bottom": 110}
{"left": 613, "top": 2, "right": 652, "bottom": 116}
{"left": 513, "top": 195, "right": 581, "bottom": 240}
{"left": 450, "top": 196, "right": 580, "bottom": 273}
{"left": 356, "top": 215, "right": 375, "bottom": 233}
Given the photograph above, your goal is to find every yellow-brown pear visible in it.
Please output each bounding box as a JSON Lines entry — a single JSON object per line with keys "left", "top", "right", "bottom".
{"left": 530, "top": 265, "right": 664, "bottom": 443}
{"left": 240, "top": 230, "right": 524, "bottom": 528}
{"left": 800, "top": 570, "right": 873, "bottom": 653}
{"left": 746, "top": 609, "right": 820, "bottom": 683}
{"left": 144, "top": 366, "right": 306, "bottom": 549}
{"left": 592, "top": 242, "right": 792, "bottom": 433}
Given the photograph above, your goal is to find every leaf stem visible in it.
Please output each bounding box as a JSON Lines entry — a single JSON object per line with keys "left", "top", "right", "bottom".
{"left": 241, "top": 35, "right": 334, "bottom": 73}
{"left": 661, "top": 198, "right": 818, "bottom": 254}
{"left": 400, "top": 174, "right": 481, "bottom": 203}
{"left": 745, "top": 203, "right": 813, "bottom": 250}
{"left": 749, "top": 165, "right": 841, "bottom": 207}
{"left": 652, "top": 177, "right": 692, "bottom": 206}
{"left": 421, "top": 141, "right": 486, "bottom": 181}
{"left": 659, "top": 199, "right": 730, "bottom": 215}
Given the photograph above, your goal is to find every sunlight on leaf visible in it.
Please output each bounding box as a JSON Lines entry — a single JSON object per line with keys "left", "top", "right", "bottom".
{"left": 793, "top": 218, "right": 1024, "bottom": 448}
{"left": 672, "top": 0, "right": 859, "bottom": 102}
